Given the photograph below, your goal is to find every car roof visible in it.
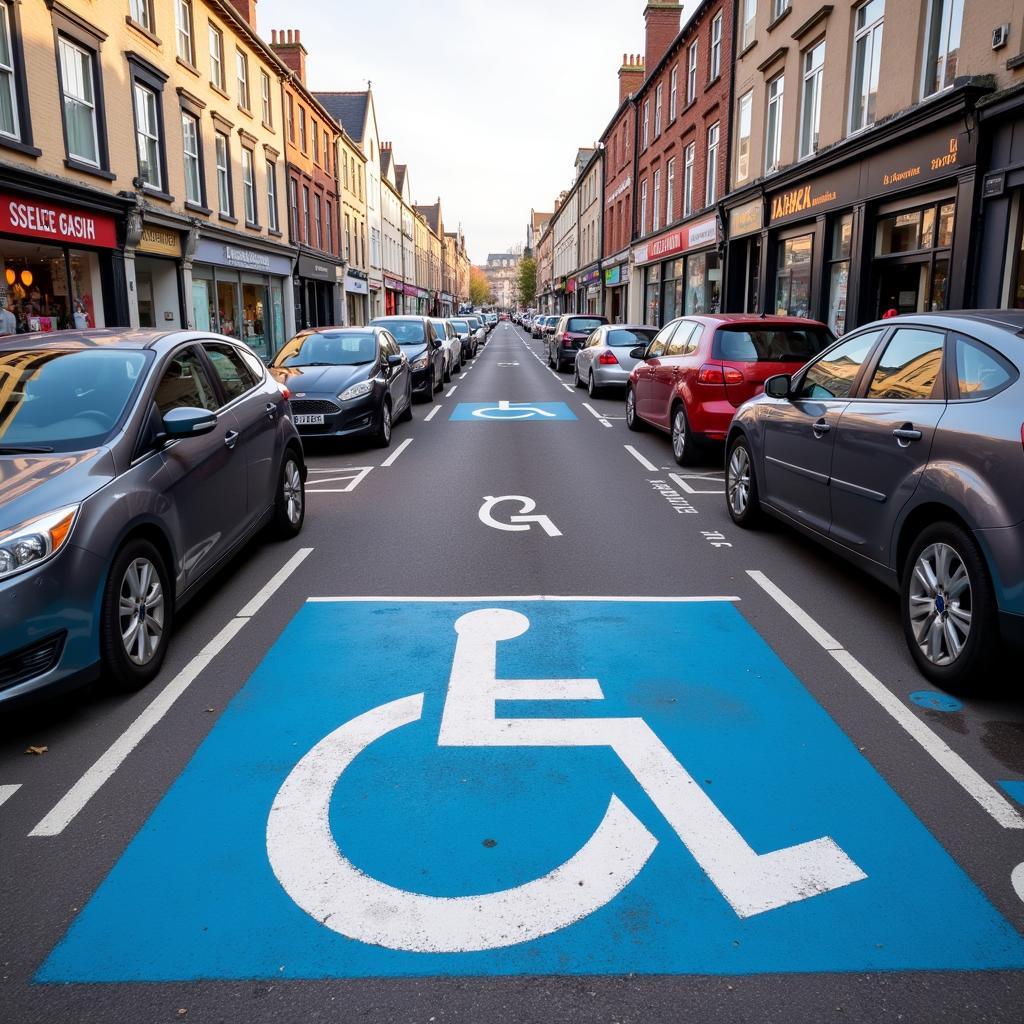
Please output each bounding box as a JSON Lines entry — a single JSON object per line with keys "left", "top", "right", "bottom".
{"left": 601, "top": 324, "right": 658, "bottom": 332}
{"left": 671, "top": 314, "right": 830, "bottom": 329}
{"left": 865, "top": 309, "right": 1024, "bottom": 334}
{"left": 0, "top": 327, "right": 182, "bottom": 351}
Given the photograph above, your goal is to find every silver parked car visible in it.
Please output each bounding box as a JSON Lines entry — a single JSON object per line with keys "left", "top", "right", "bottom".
{"left": 725, "top": 311, "right": 1024, "bottom": 687}
{"left": 430, "top": 318, "right": 463, "bottom": 380}
{"left": 573, "top": 324, "right": 659, "bottom": 396}
{"left": 0, "top": 329, "right": 306, "bottom": 706}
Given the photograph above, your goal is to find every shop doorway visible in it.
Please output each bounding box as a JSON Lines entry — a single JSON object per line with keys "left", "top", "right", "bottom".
{"left": 873, "top": 256, "right": 949, "bottom": 318}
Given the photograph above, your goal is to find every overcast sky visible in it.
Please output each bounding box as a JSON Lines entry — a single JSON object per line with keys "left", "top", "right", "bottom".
{"left": 258, "top": 0, "right": 652, "bottom": 264}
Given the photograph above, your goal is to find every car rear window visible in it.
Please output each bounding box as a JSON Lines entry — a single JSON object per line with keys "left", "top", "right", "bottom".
{"left": 712, "top": 326, "right": 833, "bottom": 363}
{"left": 607, "top": 328, "right": 657, "bottom": 347}
{"left": 567, "top": 317, "right": 605, "bottom": 333}
{"left": 371, "top": 319, "right": 425, "bottom": 345}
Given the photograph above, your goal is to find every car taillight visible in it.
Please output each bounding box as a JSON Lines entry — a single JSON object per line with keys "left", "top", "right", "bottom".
{"left": 598, "top": 351, "right": 619, "bottom": 365}
{"left": 697, "top": 364, "right": 725, "bottom": 385}
{"left": 723, "top": 367, "right": 745, "bottom": 385}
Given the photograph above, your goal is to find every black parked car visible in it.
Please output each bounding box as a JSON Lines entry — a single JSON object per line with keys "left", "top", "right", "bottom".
{"left": 548, "top": 314, "right": 609, "bottom": 372}
{"left": 270, "top": 327, "right": 412, "bottom": 446}
{"left": 449, "top": 318, "right": 477, "bottom": 362}
{"left": 370, "top": 316, "right": 445, "bottom": 402}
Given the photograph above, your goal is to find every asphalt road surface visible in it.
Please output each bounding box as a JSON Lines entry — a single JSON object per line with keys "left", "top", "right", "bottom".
{"left": 2, "top": 321, "right": 1024, "bottom": 1023}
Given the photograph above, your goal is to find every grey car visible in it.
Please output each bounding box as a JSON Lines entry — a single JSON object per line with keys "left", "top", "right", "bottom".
{"left": 430, "top": 318, "right": 463, "bottom": 380}
{"left": 0, "top": 329, "right": 306, "bottom": 706}
{"left": 573, "top": 324, "right": 658, "bottom": 396}
{"left": 725, "top": 311, "right": 1024, "bottom": 688}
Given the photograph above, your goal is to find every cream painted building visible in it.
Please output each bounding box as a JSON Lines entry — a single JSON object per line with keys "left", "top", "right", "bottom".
{"left": 338, "top": 127, "right": 368, "bottom": 324}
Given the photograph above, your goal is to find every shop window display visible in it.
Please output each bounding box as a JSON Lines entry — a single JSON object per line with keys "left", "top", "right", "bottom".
{"left": 775, "top": 235, "right": 813, "bottom": 319}
{"left": 0, "top": 241, "right": 102, "bottom": 333}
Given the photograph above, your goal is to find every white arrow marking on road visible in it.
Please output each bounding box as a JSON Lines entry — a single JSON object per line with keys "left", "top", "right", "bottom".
{"left": 479, "top": 495, "right": 562, "bottom": 537}
{"left": 472, "top": 401, "right": 558, "bottom": 420}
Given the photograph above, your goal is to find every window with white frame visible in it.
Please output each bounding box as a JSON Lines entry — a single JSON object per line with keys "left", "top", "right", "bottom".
{"left": 687, "top": 40, "right": 698, "bottom": 103}
{"left": 653, "top": 169, "right": 662, "bottom": 232}
{"left": 236, "top": 49, "right": 249, "bottom": 110}
{"left": 242, "top": 147, "right": 256, "bottom": 224}
{"left": 58, "top": 37, "right": 99, "bottom": 166}
{"left": 174, "top": 0, "right": 194, "bottom": 66}
{"left": 133, "top": 82, "right": 161, "bottom": 189}
{"left": 302, "top": 184, "right": 310, "bottom": 243}
{"left": 289, "top": 177, "right": 299, "bottom": 238}
{"left": 765, "top": 74, "right": 784, "bottom": 172}
{"left": 922, "top": 0, "right": 962, "bottom": 97}
{"left": 209, "top": 24, "right": 224, "bottom": 90}
{"left": 181, "top": 111, "right": 201, "bottom": 204}
{"left": 0, "top": 5, "right": 22, "bottom": 141}
{"left": 642, "top": 99, "right": 650, "bottom": 148}
{"left": 771, "top": 0, "right": 789, "bottom": 20}
{"left": 683, "top": 142, "right": 695, "bottom": 217}
{"left": 666, "top": 156, "right": 676, "bottom": 225}
{"left": 742, "top": 0, "right": 757, "bottom": 50}
{"left": 669, "top": 65, "right": 678, "bottom": 121}
{"left": 705, "top": 122, "right": 720, "bottom": 207}
{"left": 800, "top": 41, "right": 825, "bottom": 158}
{"left": 266, "top": 160, "right": 278, "bottom": 231}
{"left": 260, "top": 70, "right": 272, "bottom": 125}
{"left": 314, "top": 193, "right": 322, "bottom": 248}
{"left": 710, "top": 11, "right": 722, "bottom": 80}
{"left": 215, "top": 131, "right": 231, "bottom": 215}
{"left": 129, "top": 0, "right": 152, "bottom": 32}
{"left": 640, "top": 177, "right": 648, "bottom": 236}
{"left": 736, "top": 90, "right": 753, "bottom": 182}
{"left": 312, "top": 119, "right": 319, "bottom": 163}
{"left": 655, "top": 83, "right": 663, "bottom": 137}
{"left": 850, "top": 0, "right": 884, "bottom": 132}
{"left": 325, "top": 200, "right": 332, "bottom": 251}
{"left": 299, "top": 106, "right": 307, "bottom": 151}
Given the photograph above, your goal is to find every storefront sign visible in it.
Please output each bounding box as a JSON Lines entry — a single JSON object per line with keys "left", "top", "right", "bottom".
{"left": 729, "top": 199, "right": 763, "bottom": 238}
{"left": 566, "top": 277, "right": 576, "bottom": 293}
{"left": 577, "top": 267, "right": 602, "bottom": 287}
{"left": 137, "top": 225, "right": 182, "bottom": 257}
{"left": 402, "top": 283, "right": 420, "bottom": 298}
{"left": 0, "top": 194, "right": 117, "bottom": 248}
{"left": 297, "top": 254, "right": 336, "bottom": 281}
{"left": 345, "top": 273, "right": 369, "bottom": 295}
{"left": 606, "top": 175, "right": 632, "bottom": 207}
{"left": 770, "top": 183, "right": 841, "bottom": 224}
{"left": 866, "top": 132, "right": 967, "bottom": 194}
{"left": 633, "top": 216, "right": 719, "bottom": 266}
{"left": 982, "top": 172, "right": 1006, "bottom": 199}
{"left": 384, "top": 275, "right": 403, "bottom": 291}
{"left": 195, "top": 238, "right": 292, "bottom": 277}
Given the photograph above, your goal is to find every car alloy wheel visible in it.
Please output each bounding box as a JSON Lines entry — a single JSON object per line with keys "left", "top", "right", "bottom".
{"left": 671, "top": 409, "right": 687, "bottom": 462}
{"left": 588, "top": 372, "right": 598, "bottom": 398}
{"left": 282, "top": 456, "right": 304, "bottom": 526}
{"left": 380, "top": 401, "right": 392, "bottom": 445}
{"left": 626, "top": 388, "right": 641, "bottom": 431}
{"left": 908, "top": 542, "right": 973, "bottom": 667}
{"left": 119, "top": 557, "right": 165, "bottom": 667}
{"left": 727, "top": 444, "right": 751, "bottom": 518}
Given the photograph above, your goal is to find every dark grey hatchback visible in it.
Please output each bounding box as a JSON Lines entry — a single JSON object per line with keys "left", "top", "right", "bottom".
{"left": 0, "top": 329, "right": 306, "bottom": 706}
{"left": 725, "top": 311, "right": 1024, "bottom": 688}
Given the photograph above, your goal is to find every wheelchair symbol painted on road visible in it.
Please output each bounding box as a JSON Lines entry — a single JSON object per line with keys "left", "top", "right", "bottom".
{"left": 450, "top": 401, "right": 577, "bottom": 421}
{"left": 478, "top": 495, "right": 561, "bottom": 537}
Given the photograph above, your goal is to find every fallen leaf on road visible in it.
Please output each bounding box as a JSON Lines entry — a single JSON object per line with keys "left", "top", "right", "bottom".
{"left": 25, "top": 745, "right": 48, "bottom": 755}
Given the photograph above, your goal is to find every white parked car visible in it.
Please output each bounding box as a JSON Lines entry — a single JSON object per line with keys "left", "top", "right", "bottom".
{"left": 430, "top": 319, "right": 463, "bottom": 381}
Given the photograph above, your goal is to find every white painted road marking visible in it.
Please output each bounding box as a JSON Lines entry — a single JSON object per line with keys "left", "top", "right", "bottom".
{"left": 0, "top": 784, "right": 21, "bottom": 809}
{"left": 479, "top": 495, "right": 562, "bottom": 537}
{"left": 446, "top": 385, "right": 459, "bottom": 397}
{"left": 31, "top": 547, "right": 314, "bottom": 837}
{"left": 582, "top": 403, "right": 614, "bottom": 429}
{"left": 472, "top": 401, "right": 558, "bottom": 420}
{"left": 308, "top": 595, "right": 742, "bottom": 603}
{"left": 624, "top": 445, "right": 659, "bottom": 472}
{"left": 305, "top": 466, "right": 373, "bottom": 494}
{"left": 747, "top": 569, "right": 1024, "bottom": 830}
{"left": 381, "top": 438, "right": 413, "bottom": 467}
{"left": 1013, "top": 863, "right": 1024, "bottom": 905}
{"left": 424, "top": 404, "right": 442, "bottom": 422}
{"left": 669, "top": 471, "right": 725, "bottom": 496}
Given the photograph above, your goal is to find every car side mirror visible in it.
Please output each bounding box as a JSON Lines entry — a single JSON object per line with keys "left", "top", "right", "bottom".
{"left": 629, "top": 345, "right": 647, "bottom": 360}
{"left": 387, "top": 353, "right": 402, "bottom": 367}
{"left": 764, "top": 374, "right": 792, "bottom": 399}
{"left": 162, "top": 406, "right": 217, "bottom": 439}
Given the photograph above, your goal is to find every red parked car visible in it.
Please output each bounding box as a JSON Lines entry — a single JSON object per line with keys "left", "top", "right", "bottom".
{"left": 625, "top": 315, "right": 834, "bottom": 464}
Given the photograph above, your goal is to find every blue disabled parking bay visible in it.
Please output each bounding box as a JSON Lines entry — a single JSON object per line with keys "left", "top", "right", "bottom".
{"left": 40, "top": 599, "right": 1024, "bottom": 981}
{"left": 450, "top": 401, "right": 577, "bottom": 421}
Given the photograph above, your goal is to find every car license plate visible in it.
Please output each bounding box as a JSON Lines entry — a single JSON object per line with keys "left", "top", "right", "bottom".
{"left": 294, "top": 414, "right": 324, "bottom": 426}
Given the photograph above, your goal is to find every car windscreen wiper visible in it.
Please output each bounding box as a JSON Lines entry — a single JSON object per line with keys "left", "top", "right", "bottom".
{"left": 0, "top": 444, "right": 56, "bottom": 454}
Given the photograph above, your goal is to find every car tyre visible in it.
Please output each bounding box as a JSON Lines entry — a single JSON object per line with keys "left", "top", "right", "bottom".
{"left": 671, "top": 404, "right": 700, "bottom": 466}
{"left": 588, "top": 372, "right": 600, "bottom": 398}
{"left": 397, "top": 389, "right": 413, "bottom": 422}
{"left": 375, "top": 399, "right": 393, "bottom": 447}
{"left": 273, "top": 447, "right": 306, "bottom": 537}
{"left": 443, "top": 358, "right": 451, "bottom": 384}
{"left": 901, "top": 522, "right": 998, "bottom": 690}
{"left": 434, "top": 365, "right": 444, "bottom": 392}
{"left": 572, "top": 363, "right": 583, "bottom": 388}
{"left": 725, "top": 435, "right": 762, "bottom": 529}
{"left": 100, "top": 538, "right": 173, "bottom": 692}
{"left": 625, "top": 386, "right": 644, "bottom": 432}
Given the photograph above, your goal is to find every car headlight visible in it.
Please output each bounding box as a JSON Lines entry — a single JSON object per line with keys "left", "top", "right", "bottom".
{"left": 339, "top": 380, "right": 373, "bottom": 401}
{"left": 411, "top": 355, "right": 429, "bottom": 370}
{"left": 0, "top": 505, "right": 79, "bottom": 581}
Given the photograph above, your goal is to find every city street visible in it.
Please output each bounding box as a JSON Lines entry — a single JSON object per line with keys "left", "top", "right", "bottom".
{"left": 2, "top": 320, "right": 1023, "bottom": 1022}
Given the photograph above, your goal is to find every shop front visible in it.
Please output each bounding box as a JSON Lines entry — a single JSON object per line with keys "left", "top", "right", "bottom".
{"left": 345, "top": 270, "right": 369, "bottom": 325}
{"left": 403, "top": 282, "right": 427, "bottom": 315}
{"left": 132, "top": 220, "right": 186, "bottom": 329}
{"left": 441, "top": 290, "right": 454, "bottom": 316}
{"left": 634, "top": 216, "right": 720, "bottom": 327}
{"left": 603, "top": 258, "right": 630, "bottom": 323}
{"left": 0, "top": 184, "right": 129, "bottom": 333}
{"left": 192, "top": 238, "right": 292, "bottom": 360}
{"left": 723, "top": 198, "right": 764, "bottom": 317}
{"left": 576, "top": 266, "right": 602, "bottom": 314}
{"left": 564, "top": 276, "right": 575, "bottom": 313}
{"left": 384, "top": 275, "right": 403, "bottom": 316}
{"left": 368, "top": 277, "right": 383, "bottom": 319}
{"left": 295, "top": 253, "right": 342, "bottom": 330}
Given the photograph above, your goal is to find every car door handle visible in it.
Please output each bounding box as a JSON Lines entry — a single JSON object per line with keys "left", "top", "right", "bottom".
{"left": 223, "top": 430, "right": 239, "bottom": 450}
{"left": 893, "top": 426, "right": 923, "bottom": 445}
{"left": 812, "top": 419, "right": 831, "bottom": 437}
{"left": 265, "top": 402, "right": 277, "bottom": 420}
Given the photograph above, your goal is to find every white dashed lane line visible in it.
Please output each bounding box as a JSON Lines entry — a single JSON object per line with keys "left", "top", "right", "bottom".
{"left": 424, "top": 405, "right": 442, "bottom": 422}
{"left": 381, "top": 438, "right": 413, "bottom": 468}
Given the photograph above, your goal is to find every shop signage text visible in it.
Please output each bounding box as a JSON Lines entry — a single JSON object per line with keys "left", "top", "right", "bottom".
{"left": 224, "top": 245, "right": 271, "bottom": 270}
{"left": 634, "top": 216, "right": 718, "bottom": 266}
{"left": 384, "top": 275, "right": 403, "bottom": 291}
{"left": 138, "top": 225, "right": 182, "bottom": 257}
{"left": 729, "top": 199, "right": 764, "bottom": 238}
{"left": 1, "top": 196, "right": 117, "bottom": 248}
{"left": 345, "top": 273, "right": 369, "bottom": 295}
{"left": 577, "top": 267, "right": 602, "bottom": 287}
{"left": 771, "top": 185, "right": 838, "bottom": 223}
{"left": 297, "top": 254, "right": 335, "bottom": 281}
{"left": 604, "top": 265, "right": 630, "bottom": 287}
{"left": 606, "top": 175, "right": 632, "bottom": 207}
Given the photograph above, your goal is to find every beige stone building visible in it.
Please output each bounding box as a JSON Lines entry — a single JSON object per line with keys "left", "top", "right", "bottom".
{"left": 337, "top": 126, "right": 368, "bottom": 323}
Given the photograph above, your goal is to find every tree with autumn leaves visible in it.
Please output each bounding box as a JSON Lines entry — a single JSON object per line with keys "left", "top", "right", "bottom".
{"left": 469, "top": 266, "right": 493, "bottom": 307}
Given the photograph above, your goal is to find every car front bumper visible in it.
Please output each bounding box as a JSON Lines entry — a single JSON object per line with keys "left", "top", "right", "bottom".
{"left": 293, "top": 392, "right": 381, "bottom": 438}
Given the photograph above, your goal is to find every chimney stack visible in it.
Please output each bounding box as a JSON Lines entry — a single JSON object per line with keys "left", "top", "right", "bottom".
{"left": 270, "top": 27, "right": 307, "bottom": 84}
{"left": 618, "top": 53, "right": 645, "bottom": 103}
{"left": 228, "top": 0, "right": 258, "bottom": 30}
{"left": 644, "top": 1, "right": 681, "bottom": 73}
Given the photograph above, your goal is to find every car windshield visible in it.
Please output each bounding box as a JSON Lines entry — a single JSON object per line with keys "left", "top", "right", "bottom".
{"left": 451, "top": 320, "right": 469, "bottom": 332}
{"left": 0, "top": 347, "right": 150, "bottom": 453}
{"left": 712, "top": 326, "right": 834, "bottom": 363}
{"left": 272, "top": 331, "right": 377, "bottom": 367}
{"left": 430, "top": 321, "right": 450, "bottom": 336}
{"left": 372, "top": 319, "right": 426, "bottom": 345}
{"left": 567, "top": 318, "right": 605, "bottom": 333}
{"left": 607, "top": 328, "right": 658, "bottom": 347}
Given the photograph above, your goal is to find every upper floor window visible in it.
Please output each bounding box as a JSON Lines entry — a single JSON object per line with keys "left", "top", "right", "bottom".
{"left": 642, "top": 99, "right": 650, "bottom": 148}
{"left": 850, "top": 0, "right": 884, "bottom": 133}
{"left": 666, "top": 156, "right": 676, "bottom": 224}
{"left": 241, "top": 147, "right": 257, "bottom": 225}
{"left": 129, "top": 0, "right": 152, "bottom": 32}
{"left": 0, "top": 4, "right": 24, "bottom": 142}
{"left": 922, "top": 0, "right": 962, "bottom": 97}
{"left": 174, "top": 0, "right": 194, "bottom": 66}
{"left": 286, "top": 93, "right": 294, "bottom": 141}
{"left": 215, "top": 131, "right": 231, "bottom": 216}
{"left": 299, "top": 106, "right": 307, "bottom": 152}
{"left": 312, "top": 119, "right": 319, "bottom": 163}
{"left": 639, "top": 177, "right": 648, "bottom": 236}
{"left": 654, "top": 83, "right": 663, "bottom": 137}
{"left": 710, "top": 11, "right": 722, "bottom": 80}
{"left": 266, "top": 160, "right": 279, "bottom": 231}
{"left": 323, "top": 129, "right": 330, "bottom": 173}
{"left": 209, "top": 24, "right": 224, "bottom": 90}
{"left": 181, "top": 111, "right": 202, "bottom": 205}
{"left": 736, "top": 90, "right": 753, "bottom": 182}
{"left": 652, "top": 169, "right": 662, "bottom": 232}
{"left": 669, "top": 65, "right": 678, "bottom": 120}
{"left": 771, "top": 0, "right": 789, "bottom": 21}
{"left": 800, "top": 40, "right": 825, "bottom": 158}
{"left": 133, "top": 82, "right": 161, "bottom": 190}
{"left": 260, "top": 70, "right": 272, "bottom": 125}
{"left": 705, "top": 121, "right": 720, "bottom": 207}
{"left": 742, "top": 0, "right": 757, "bottom": 50}
{"left": 683, "top": 142, "right": 695, "bottom": 217}
{"left": 236, "top": 50, "right": 250, "bottom": 111}
{"left": 58, "top": 37, "right": 100, "bottom": 166}
{"left": 686, "top": 40, "right": 698, "bottom": 103}
{"left": 765, "top": 73, "right": 784, "bottom": 173}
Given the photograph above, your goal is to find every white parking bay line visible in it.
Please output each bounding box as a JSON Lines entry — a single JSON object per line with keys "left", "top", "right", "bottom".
{"left": 381, "top": 438, "right": 413, "bottom": 467}
{"left": 0, "top": 784, "right": 21, "bottom": 809}
{"left": 747, "top": 569, "right": 1024, "bottom": 830}
{"left": 424, "top": 405, "right": 442, "bottom": 423}
{"left": 583, "top": 403, "right": 613, "bottom": 428}
{"left": 309, "top": 594, "right": 740, "bottom": 603}
{"left": 29, "top": 547, "right": 314, "bottom": 838}
{"left": 446, "top": 385, "right": 459, "bottom": 397}
{"left": 306, "top": 467, "right": 373, "bottom": 494}
{"left": 624, "top": 445, "right": 659, "bottom": 472}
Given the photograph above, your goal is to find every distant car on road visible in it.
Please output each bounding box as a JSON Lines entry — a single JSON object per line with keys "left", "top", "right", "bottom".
{"left": 461, "top": 314, "right": 487, "bottom": 348}
{"left": 627, "top": 315, "right": 834, "bottom": 465}
{"left": 270, "top": 327, "right": 412, "bottom": 445}
{"left": 370, "top": 316, "right": 445, "bottom": 402}
{"left": 0, "top": 329, "right": 305, "bottom": 706}
{"left": 547, "top": 314, "right": 609, "bottom": 372}
{"left": 725, "top": 310, "right": 1024, "bottom": 688}
{"left": 449, "top": 318, "right": 477, "bottom": 361}
{"left": 573, "top": 324, "right": 658, "bottom": 396}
